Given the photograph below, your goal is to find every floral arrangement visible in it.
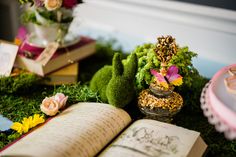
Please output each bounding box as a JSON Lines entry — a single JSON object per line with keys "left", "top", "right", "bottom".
{"left": 17, "top": 0, "right": 81, "bottom": 43}
{"left": 131, "top": 35, "right": 198, "bottom": 91}
{"left": 18, "top": 0, "right": 79, "bottom": 24}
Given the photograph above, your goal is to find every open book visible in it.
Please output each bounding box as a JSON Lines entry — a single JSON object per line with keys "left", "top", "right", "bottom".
{"left": 0, "top": 103, "right": 207, "bottom": 157}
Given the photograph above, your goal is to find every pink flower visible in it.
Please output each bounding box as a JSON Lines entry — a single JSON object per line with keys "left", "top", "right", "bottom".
{"left": 54, "top": 93, "right": 68, "bottom": 109}
{"left": 16, "top": 26, "right": 27, "bottom": 40}
{"left": 14, "top": 26, "right": 27, "bottom": 45}
{"left": 62, "top": 0, "right": 77, "bottom": 9}
{"left": 40, "top": 97, "right": 60, "bottom": 116}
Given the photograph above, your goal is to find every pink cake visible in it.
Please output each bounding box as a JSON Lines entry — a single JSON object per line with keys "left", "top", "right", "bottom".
{"left": 201, "top": 64, "right": 236, "bottom": 140}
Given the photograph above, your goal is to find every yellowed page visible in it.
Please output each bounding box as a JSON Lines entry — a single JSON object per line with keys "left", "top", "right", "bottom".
{"left": 100, "top": 119, "right": 205, "bottom": 157}
{"left": 0, "top": 102, "right": 131, "bottom": 157}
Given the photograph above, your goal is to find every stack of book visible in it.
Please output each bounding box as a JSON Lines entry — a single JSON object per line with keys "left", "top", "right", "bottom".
{"left": 14, "top": 36, "right": 96, "bottom": 85}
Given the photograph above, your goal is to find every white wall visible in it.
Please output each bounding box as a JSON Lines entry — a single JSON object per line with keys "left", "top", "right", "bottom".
{"left": 71, "top": 0, "right": 236, "bottom": 78}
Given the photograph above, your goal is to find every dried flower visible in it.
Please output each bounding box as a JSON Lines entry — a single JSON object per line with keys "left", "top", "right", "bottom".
{"left": 11, "top": 122, "right": 24, "bottom": 134}
{"left": 155, "top": 35, "right": 177, "bottom": 67}
{"left": 32, "top": 114, "right": 45, "bottom": 127}
{"left": 44, "top": 0, "right": 62, "bottom": 11}
{"left": 11, "top": 114, "right": 45, "bottom": 134}
{"left": 40, "top": 93, "right": 68, "bottom": 116}
{"left": 40, "top": 97, "right": 60, "bottom": 116}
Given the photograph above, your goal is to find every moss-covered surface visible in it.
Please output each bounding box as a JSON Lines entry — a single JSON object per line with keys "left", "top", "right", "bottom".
{"left": 0, "top": 40, "right": 235, "bottom": 156}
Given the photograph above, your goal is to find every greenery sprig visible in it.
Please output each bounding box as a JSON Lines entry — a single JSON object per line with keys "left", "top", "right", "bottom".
{"left": 131, "top": 43, "right": 198, "bottom": 91}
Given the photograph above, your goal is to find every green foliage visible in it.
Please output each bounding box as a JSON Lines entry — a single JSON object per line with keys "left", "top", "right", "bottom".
{"left": 90, "top": 53, "right": 137, "bottom": 107}
{"left": 131, "top": 43, "right": 159, "bottom": 90}
{"left": 0, "top": 73, "right": 40, "bottom": 94}
{"left": 54, "top": 83, "right": 101, "bottom": 104}
{"left": 131, "top": 43, "right": 198, "bottom": 91}
{"left": 169, "top": 46, "right": 198, "bottom": 88}
{"left": 21, "top": 8, "right": 73, "bottom": 24}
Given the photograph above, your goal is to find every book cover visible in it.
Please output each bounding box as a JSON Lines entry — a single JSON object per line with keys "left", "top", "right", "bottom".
{"left": 42, "top": 62, "right": 79, "bottom": 85}
{"left": 15, "top": 37, "right": 95, "bottom": 76}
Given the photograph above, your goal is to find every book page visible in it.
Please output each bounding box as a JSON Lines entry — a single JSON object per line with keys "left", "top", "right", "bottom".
{"left": 0, "top": 42, "right": 18, "bottom": 76}
{"left": 0, "top": 102, "right": 131, "bottom": 157}
{"left": 100, "top": 119, "right": 203, "bottom": 157}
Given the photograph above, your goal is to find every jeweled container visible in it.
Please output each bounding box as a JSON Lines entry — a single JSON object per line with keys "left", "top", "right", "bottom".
{"left": 138, "top": 85, "right": 183, "bottom": 122}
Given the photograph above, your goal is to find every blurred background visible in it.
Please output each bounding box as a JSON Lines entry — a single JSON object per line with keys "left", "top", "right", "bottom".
{"left": 0, "top": 0, "right": 236, "bottom": 78}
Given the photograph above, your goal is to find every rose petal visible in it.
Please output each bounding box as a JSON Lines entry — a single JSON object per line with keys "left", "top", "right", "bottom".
{"left": 54, "top": 93, "right": 68, "bottom": 109}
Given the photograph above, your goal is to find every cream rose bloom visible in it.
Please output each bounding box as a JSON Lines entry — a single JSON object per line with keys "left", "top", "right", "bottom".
{"left": 44, "top": 0, "right": 62, "bottom": 11}
{"left": 40, "top": 97, "right": 60, "bottom": 116}
{"left": 54, "top": 93, "right": 68, "bottom": 109}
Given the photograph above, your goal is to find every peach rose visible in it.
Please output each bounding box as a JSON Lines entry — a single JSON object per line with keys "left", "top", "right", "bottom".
{"left": 44, "top": 0, "right": 62, "bottom": 11}
{"left": 54, "top": 93, "right": 68, "bottom": 109}
{"left": 40, "top": 97, "right": 60, "bottom": 116}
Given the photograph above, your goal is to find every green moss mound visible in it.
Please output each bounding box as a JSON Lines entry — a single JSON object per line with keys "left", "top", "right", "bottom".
{"left": 90, "top": 66, "right": 112, "bottom": 102}
{"left": 90, "top": 53, "right": 137, "bottom": 107}
{"left": 106, "top": 53, "right": 137, "bottom": 107}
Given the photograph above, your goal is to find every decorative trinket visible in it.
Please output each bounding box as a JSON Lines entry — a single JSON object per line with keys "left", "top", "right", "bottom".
{"left": 138, "top": 36, "right": 184, "bottom": 122}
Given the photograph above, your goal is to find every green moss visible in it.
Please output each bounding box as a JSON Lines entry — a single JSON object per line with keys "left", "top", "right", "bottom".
{"left": 90, "top": 66, "right": 112, "bottom": 102}
{"left": 106, "top": 53, "right": 137, "bottom": 107}
{"left": 55, "top": 83, "right": 101, "bottom": 104}
{"left": 90, "top": 53, "right": 137, "bottom": 107}
{"left": 0, "top": 73, "right": 40, "bottom": 94}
